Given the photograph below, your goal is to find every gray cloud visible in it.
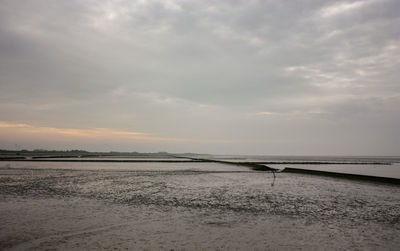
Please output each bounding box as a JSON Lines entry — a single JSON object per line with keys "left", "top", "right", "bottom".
{"left": 0, "top": 0, "right": 399, "bottom": 155}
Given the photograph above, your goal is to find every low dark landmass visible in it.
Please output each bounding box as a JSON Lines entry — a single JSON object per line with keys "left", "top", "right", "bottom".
{"left": 0, "top": 149, "right": 172, "bottom": 158}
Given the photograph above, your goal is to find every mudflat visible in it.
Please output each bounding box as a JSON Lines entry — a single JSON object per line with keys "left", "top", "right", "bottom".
{"left": 1, "top": 165, "right": 399, "bottom": 250}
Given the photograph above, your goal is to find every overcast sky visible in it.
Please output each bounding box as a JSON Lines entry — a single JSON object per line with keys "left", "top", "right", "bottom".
{"left": 0, "top": 0, "right": 399, "bottom": 155}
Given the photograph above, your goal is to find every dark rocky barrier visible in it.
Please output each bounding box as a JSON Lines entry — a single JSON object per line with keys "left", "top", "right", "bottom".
{"left": 283, "top": 167, "right": 400, "bottom": 185}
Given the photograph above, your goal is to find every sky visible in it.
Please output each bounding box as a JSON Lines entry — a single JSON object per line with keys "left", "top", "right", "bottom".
{"left": 0, "top": 0, "right": 399, "bottom": 155}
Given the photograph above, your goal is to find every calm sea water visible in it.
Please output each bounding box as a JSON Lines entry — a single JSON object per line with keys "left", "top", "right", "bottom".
{"left": 210, "top": 155, "right": 400, "bottom": 179}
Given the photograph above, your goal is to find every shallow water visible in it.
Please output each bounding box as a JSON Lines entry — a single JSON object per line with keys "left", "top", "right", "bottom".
{"left": 207, "top": 155, "right": 400, "bottom": 179}
{"left": 210, "top": 155, "right": 400, "bottom": 163}
{"left": 0, "top": 161, "right": 245, "bottom": 172}
{"left": 1, "top": 161, "right": 399, "bottom": 250}
{"left": 272, "top": 163, "right": 400, "bottom": 179}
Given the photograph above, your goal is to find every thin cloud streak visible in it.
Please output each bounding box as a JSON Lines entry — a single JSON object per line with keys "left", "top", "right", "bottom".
{"left": 320, "top": 1, "right": 367, "bottom": 18}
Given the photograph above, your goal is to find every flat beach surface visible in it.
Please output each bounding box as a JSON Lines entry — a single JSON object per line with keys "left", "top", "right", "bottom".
{"left": 1, "top": 162, "right": 399, "bottom": 250}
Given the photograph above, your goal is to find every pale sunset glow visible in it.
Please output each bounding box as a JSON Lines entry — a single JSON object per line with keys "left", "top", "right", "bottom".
{"left": 0, "top": 122, "right": 184, "bottom": 144}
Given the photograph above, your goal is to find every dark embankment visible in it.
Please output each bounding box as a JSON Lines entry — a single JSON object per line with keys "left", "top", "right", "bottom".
{"left": 283, "top": 167, "right": 400, "bottom": 185}
{"left": 0, "top": 156, "right": 26, "bottom": 160}
{"left": 180, "top": 157, "right": 279, "bottom": 171}
{"left": 0, "top": 159, "right": 204, "bottom": 163}
{"left": 250, "top": 161, "right": 391, "bottom": 165}
{"left": 0, "top": 155, "right": 279, "bottom": 171}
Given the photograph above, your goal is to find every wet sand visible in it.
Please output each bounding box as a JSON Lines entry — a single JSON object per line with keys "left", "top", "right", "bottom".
{"left": 1, "top": 165, "right": 399, "bottom": 250}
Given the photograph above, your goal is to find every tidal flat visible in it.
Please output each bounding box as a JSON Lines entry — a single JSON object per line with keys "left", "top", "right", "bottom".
{"left": 0, "top": 161, "right": 399, "bottom": 250}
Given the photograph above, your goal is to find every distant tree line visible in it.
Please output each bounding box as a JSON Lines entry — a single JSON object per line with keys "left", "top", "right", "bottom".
{"left": 0, "top": 149, "right": 174, "bottom": 156}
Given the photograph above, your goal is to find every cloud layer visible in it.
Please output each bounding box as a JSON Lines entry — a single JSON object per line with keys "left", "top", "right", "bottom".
{"left": 0, "top": 0, "right": 399, "bottom": 155}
